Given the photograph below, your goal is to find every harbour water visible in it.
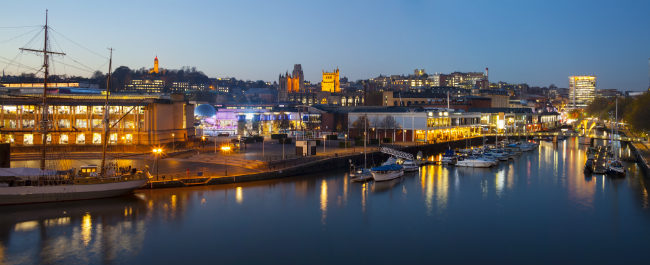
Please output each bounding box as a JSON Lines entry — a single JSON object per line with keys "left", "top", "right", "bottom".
{"left": 1, "top": 139, "right": 650, "bottom": 264}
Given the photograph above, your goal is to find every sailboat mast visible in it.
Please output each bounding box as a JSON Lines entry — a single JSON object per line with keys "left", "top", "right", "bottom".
{"left": 100, "top": 48, "right": 114, "bottom": 174}
{"left": 40, "top": 10, "right": 49, "bottom": 170}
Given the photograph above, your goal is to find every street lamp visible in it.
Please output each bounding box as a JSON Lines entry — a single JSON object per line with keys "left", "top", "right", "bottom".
{"left": 153, "top": 148, "right": 163, "bottom": 181}
{"left": 323, "top": 135, "right": 327, "bottom": 154}
{"left": 221, "top": 145, "right": 231, "bottom": 176}
{"left": 344, "top": 134, "right": 348, "bottom": 151}
{"left": 172, "top": 133, "right": 175, "bottom": 152}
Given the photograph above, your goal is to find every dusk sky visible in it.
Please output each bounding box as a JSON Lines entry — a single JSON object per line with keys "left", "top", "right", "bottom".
{"left": 1, "top": 0, "right": 649, "bottom": 91}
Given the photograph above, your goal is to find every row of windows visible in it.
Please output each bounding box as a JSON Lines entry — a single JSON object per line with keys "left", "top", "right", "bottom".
{"left": 4, "top": 133, "right": 134, "bottom": 145}
{"left": 1, "top": 105, "right": 145, "bottom": 115}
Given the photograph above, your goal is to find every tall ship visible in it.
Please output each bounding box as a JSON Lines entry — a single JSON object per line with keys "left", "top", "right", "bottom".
{"left": 0, "top": 11, "right": 151, "bottom": 205}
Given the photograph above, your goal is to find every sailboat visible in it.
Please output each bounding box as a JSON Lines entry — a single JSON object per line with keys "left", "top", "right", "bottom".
{"left": 0, "top": 11, "right": 151, "bottom": 205}
{"left": 605, "top": 98, "right": 625, "bottom": 176}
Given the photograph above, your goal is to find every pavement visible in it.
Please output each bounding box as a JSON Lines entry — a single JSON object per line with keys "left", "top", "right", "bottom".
{"left": 193, "top": 136, "right": 421, "bottom": 162}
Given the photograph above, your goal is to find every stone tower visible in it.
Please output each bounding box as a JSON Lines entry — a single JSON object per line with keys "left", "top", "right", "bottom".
{"left": 149, "top": 56, "right": 159, "bottom": 74}
{"left": 321, "top": 68, "right": 340, "bottom": 92}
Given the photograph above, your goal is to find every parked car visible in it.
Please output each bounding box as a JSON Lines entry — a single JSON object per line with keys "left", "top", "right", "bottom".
{"left": 218, "top": 133, "right": 229, "bottom": 137}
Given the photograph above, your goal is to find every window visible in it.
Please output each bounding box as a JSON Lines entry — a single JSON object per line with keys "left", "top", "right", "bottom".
{"left": 58, "top": 119, "right": 70, "bottom": 128}
{"left": 109, "top": 133, "right": 117, "bottom": 144}
{"left": 75, "top": 106, "right": 87, "bottom": 114}
{"left": 4, "top": 135, "right": 14, "bottom": 144}
{"left": 3, "top": 119, "right": 16, "bottom": 129}
{"left": 92, "top": 106, "right": 104, "bottom": 115}
{"left": 3, "top": 106, "right": 17, "bottom": 114}
{"left": 60, "top": 134, "right": 69, "bottom": 144}
{"left": 76, "top": 133, "right": 85, "bottom": 144}
{"left": 93, "top": 133, "right": 101, "bottom": 144}
{"left": 24, "top": 134, "right": 33, "bottom": 145}
{"left": 76, "top": 119, "right": 87, "bottom": 128}
{"left": 125, "top": 134, "right": 133, "bottom": 143}
{"left": 22, "top": 119, "right": 35, "bottom": 128}
{"left": 22, "top": 106, "right": 35, "bottom": 114}
{"left": 57, "top": 106, "right": 70, "bottom": 114}
{"left": 92, "top": 119, "right": 103, "bottom": 128}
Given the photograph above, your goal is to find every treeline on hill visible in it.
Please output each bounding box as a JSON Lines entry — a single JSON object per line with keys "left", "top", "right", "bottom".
{"left": 1, "top": 66, "right": 272, "bottom": 92}
{"left": 584, "top": 94, "right": 650, "bottom": 134}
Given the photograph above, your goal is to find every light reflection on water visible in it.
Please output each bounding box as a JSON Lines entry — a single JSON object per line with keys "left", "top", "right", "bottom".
{"left": 1, "top": 139, "right": 650, "bottom": 264}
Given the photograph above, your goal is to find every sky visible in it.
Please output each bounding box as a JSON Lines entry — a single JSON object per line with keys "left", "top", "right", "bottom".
{"left": 1, "top": 0, "right": 649, "bottom": 91}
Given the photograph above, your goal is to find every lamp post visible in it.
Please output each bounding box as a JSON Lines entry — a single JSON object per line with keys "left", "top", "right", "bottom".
{"left": 344, "top": 134, "right": 348, "bottom": 151}
{"left": 323, "top": 135, "right": 327, "bottom": 154}
{"left": 282, "top": 138, "right": 285, "bottom": 159}
{"left": 153, "top": 148, "right": 162, "bottom": 181}
{"left": 172, "top": 133, "right": 175, "bottom": 152}
{"left": 221, "top": 145, "right": 231, "bottom": 176}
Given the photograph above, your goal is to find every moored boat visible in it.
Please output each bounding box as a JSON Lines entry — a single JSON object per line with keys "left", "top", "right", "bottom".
{"left": 370, "top": 164, "right": 404, "bottom": 182}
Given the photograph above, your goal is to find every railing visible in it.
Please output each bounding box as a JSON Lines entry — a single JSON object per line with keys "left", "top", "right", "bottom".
{"left": 482, "top": 132, "right": 644, "bottom": 142}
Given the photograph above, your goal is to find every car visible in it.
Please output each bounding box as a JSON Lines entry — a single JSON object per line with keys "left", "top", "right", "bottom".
{"left": 217, "top": 133, "right": 229, "bottom": 137}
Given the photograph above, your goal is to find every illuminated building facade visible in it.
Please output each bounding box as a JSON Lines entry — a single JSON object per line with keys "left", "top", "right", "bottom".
{"left": 0, "top": 93, "right": 194, "bottom": 146}
{"left": 569, "top": 75, "right": 596, "bottom": 109}
{"left": 321, "top": 68, "right": 340, "bottom": 92}
{"left": 125, "top": 79, "right": 164, "bottom": 93}
{"left": 278, "top": 64, "right": 305, "bottom": 102}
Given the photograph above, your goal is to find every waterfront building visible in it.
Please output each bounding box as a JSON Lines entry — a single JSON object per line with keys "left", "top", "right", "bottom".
{"left": 469, "top": 107, "right": 560, "bottom": 133}
{"left": 321, "top": 68, "right": 340, "bottom": 92}
{"left": 0, "top": 93, "right": 194, "bottom": 147}
{"left": 348, "top": 108, "right": 482, "bottom": 143}
{"left": 569, "top": 75, "right": 596, "bottom": 109}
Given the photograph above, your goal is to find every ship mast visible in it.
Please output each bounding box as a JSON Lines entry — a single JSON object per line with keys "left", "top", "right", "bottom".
{"left": 19, "top": 10, "right": 65, "bottom": 170}
{"left": 101, "top": 48, "right": 114, "bottom": 175}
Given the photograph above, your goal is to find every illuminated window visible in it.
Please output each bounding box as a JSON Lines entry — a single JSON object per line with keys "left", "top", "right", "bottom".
{"left": 76, "top": 133, "right": 85, "bottom": 144}
{"left": 93, "top": 133, "right": 101, "bottom": 144}
{"left": 125, "top": 134, "right": 133, "bottom": 143}
{"left": 60, "top": 134, "right": 69, "bottom": 144}
{"left": 24, "top": 134, "right": 34, "bottom": 145}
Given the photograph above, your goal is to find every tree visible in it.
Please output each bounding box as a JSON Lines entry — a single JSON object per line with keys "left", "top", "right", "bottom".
{"left": 352, "top": 114, "right": 370, "bottom": 138}
{"left": 382, "top": 115, "right": 400, "bottom": 141}
{"left": 568, "top": 109, "right": 582, "bottom": 119}
{"left": 625, "top": 92, "right": 650, "bottom": 133}
{"left": 370, "top": 116, "right": 381, "bottom": 139}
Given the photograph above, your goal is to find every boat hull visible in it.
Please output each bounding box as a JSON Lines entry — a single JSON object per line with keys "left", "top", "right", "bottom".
{"left": 372, "top": 171, "right": 404, "bottom": 181}
{"left": 0, "top": 179, "right": 149, "bottom": 205}
{"left": 457, "top": 160, "right": 492, "bottom": 168}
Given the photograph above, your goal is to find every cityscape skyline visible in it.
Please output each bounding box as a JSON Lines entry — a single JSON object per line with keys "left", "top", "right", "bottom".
{"left": 1, "top": 0, "right": 649, "bottom": 91}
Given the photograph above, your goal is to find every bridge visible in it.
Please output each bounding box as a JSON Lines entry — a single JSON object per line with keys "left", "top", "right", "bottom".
{"left": 483, "top": 132, "right": 645, "bottom": 142}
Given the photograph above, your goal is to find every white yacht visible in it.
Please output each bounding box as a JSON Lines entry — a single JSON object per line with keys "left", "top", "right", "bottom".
{"left": 456, "top": 156, "right": 493, "bottom": 168}
{"left": 371, "top": 164, "right": 404, "bottom": 181}
{"left": 400, "top": 160, "right": 419, "bottom": 172}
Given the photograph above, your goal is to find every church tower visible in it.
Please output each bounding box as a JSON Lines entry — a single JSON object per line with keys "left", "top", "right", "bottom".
{"left": 150, "top": 56, "right": 159, "bottom": 74}
{"left": 321, "top": 68, "right": 340, "bottom": 92}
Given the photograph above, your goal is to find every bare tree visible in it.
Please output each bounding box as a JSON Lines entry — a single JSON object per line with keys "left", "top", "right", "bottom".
{"left": 382, "top": 115, "right": 400, "bottom": 143}
{"left": 352, "top": 114, "right": 370, "bottom": 138}
{"left": 370, "top": 116, "right": 381, "bottom": 140}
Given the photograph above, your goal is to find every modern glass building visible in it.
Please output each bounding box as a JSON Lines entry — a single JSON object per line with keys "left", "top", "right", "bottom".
{"left": 569, "top": 76, "right": 596, "bottom": 109}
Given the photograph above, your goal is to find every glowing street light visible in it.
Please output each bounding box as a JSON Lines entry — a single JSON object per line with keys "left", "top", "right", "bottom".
{"left": 172, "top": 133, "right": 175, "bottom": 152}
{"left": 221, "top": 145, "right": 231, "bottom": 176}
{"left": 323, "top": 135, "right": 327, "bottom": 154}
{"left": 153, "top": 148, "right": 163, "bottom": 181}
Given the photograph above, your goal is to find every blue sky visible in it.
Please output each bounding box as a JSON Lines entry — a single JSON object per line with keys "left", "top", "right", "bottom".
{"left": 1, "top": 0, "right": 649, "bottom": 91}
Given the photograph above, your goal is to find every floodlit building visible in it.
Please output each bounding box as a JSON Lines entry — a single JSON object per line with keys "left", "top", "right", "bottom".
{"left": 0, "top": 93, "right": 194, "bottom": 147}
{"left": 321, "top": 68, "right": 340, "bottom": 92}
{"left": 569, "top": 76, "right": 596, "bottom": 109}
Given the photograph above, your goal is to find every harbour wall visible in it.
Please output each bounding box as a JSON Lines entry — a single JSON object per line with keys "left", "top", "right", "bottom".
{"left": 629, "top": 143, "right": 650, "bottom": 178}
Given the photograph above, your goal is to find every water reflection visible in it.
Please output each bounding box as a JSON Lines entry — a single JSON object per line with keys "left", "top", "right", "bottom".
{"left": 1, "top": 138, "right": 650, "bottom": 264}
